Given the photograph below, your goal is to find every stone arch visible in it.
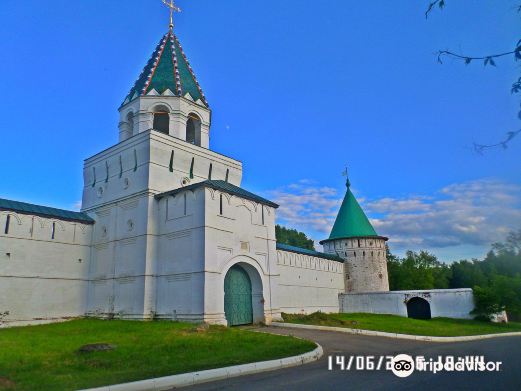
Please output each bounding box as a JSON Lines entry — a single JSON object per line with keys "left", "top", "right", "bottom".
{"left": 0, "top": 211, "right": 22, "bottom": 225}
{"left": 406, "top": 297, "right": 431, "bottom": 320}
{"left": 186, "top": 112, "right": 202, "bottom": 146}
{"left": 221, "top": 256, "right": 266, "bottom": 325}
{"left": 126, "top": 111, "right": 135, "bottom": 137}
{"left": 151, "top": 103, "right": 171, "bottom": 135}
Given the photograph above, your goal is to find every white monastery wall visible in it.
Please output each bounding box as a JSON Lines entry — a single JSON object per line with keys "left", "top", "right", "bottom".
{"left": 339, "top": 289, "right": 474, "bottom": 319}
{"left": 276, "top": 250, "right": 344, "bottom": 314}
{"left": 0, "top": 211, "right": 92, "bottom": 327}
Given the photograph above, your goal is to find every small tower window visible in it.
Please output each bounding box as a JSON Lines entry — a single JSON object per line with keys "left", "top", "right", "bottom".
{"left": 261, "top": 206, "right": 265, "bottom": 225}
{"left": 51, "top": 222, "right": 56, "bottom": 240}
{"left": 153, "top": 110, "right": 170, "bottom": 134}
{"left": 219, "top": 194, "right": 223, "bottom": 215}
{"left": 357, "top": 239, "right": 361, "bottom": 247}
{"left": 126, "top": 112, "right": 134, "bottom": 137}
{"left": 4, "top": 215, "right": 11, "bottom": 234}
{"left": 186, "top": 113, "right": 202, "bottom": 146}
{"left": 183, "top": 193, "right": 187, "bottom": 216}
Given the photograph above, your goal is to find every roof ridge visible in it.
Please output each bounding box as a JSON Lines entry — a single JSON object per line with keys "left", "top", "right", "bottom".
{"left": 0, "top": 198, "right": 94, "bottom": 224}
{"left": 276, "top": 242, "right": 344, "bottom": 262}
{"left": 168, "top": 33, "right": 182, "bottom": 96}
{"left": 141, "top": 33, "right": 170, "bottom": 96}
{"left": 172, "top": 35, "right": 208, "bottom": 106}
{"left": 154, "top": 180, "right": 279, "bottom": 208}
{"left": 122, "top": 31, "right": 208, "bottom": 107}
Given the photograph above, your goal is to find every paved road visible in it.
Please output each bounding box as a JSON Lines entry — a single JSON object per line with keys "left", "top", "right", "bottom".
{"left": 181, "top": 327, "right": 521, "bottom": 391}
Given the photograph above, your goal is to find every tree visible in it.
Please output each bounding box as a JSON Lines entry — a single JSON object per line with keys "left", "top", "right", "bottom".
{"left": 387, "top": 250, "right": 450, "bottom": 290}
{"left": 388, "top": 229, "right": 521, "bottom": 320}
{"left": 473, "top": 275, "right": 521, "bottom": 321}
{"left": 275, "top": 225, "right": 315, "bottom": 250}
{"left": 425, "top": 0, "right": 521, "bottom": 153}
{"left": 449, "top": 259, "right": 487, "bottom": 289}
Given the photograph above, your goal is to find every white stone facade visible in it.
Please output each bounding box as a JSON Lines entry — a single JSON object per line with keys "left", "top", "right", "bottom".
{"left": 323, "top": 237, "right": 389, "bottom": 292}
{"left": 0, "top": 212, "right": 92, "bottom": 327}
{"left": 276, "top": 249, "right": 344, "bottom": 314}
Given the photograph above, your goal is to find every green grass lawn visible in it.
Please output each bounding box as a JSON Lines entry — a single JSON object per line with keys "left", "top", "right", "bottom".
{"left": 282, "top": 312, "right": 521, "bottom": 337}
{"left": 0, "top": 319, "right": 315, "bottom": 391}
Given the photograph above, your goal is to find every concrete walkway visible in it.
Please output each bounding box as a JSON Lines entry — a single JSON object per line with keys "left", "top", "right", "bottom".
{"left": 181, "top": 326, "right": 521, "bottom": 391}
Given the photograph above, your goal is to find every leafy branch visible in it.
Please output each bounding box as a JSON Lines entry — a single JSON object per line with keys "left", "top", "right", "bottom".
{"left": 425, "top": 0, "right": 445, "bottom": 18}
{"left": 437, "top": 46, "right": 521, "bottom": 67}
{"left": 426, "top": 1, "right": 521, "bottom": 153}
{"left": 474, "top": 129, "right": 521, "bottom": 155}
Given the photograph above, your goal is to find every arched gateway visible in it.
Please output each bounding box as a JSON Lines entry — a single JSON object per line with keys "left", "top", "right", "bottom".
{"left": 224, "top": 265, "right": 254, "bottom": 326}
{"left": 406, "top": 297, "right": 431, "bottom": 320}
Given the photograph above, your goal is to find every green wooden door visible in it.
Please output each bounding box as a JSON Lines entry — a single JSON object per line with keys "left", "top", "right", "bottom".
{"left": 224, "top": 265, "right": 253, "bottom": 326}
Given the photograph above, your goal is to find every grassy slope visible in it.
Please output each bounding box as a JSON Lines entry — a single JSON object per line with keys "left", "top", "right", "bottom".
{"left": 282, "top": 312, "right": 521, "bottom": 337}
{"left": 0, "top": 320, "right": 315, "bottom": 391}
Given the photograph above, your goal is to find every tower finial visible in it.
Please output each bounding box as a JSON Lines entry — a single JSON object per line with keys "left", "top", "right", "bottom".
{"left": 162, "top": 0, "right": 181, "bottom": 31}
{"left": 342, "top": 166, "right": 351, "bottom": 188}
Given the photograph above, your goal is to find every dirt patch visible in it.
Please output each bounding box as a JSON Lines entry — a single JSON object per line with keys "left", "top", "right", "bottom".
{"left": 78, "top": 343, "right": 116, "bottom": 353}
{"left": 0, "top": 377, "right": 16, "bottom": 389}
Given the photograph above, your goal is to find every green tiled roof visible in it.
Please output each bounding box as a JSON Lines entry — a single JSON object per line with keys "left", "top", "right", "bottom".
{"left": 122, "top": 31, "right": 208, "bottom": 107}
{"left": 0, "top": 198, "right": 94, "bottom": 224}
{"left": 321, "top": 178, "right": 382, "bottom": 243}
{"left": 154, "top": 180, "right": 279, "bottom": 208}
{"left": 276, "top": 243, "right": 344, "bottom": 263}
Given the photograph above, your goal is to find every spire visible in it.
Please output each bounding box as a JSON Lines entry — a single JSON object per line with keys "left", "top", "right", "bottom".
{"left": 342, "top": 166, "right": 351, "bottom": 188}
{"left": 121, "top": 31, "right": 208, "bottom": 107}
{"left": 324, "top": 178, "right": 379, "bottom": 241}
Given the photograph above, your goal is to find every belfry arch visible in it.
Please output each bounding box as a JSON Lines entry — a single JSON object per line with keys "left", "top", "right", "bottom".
{"left": 152, "top": 105, "right": 170, "bottom": 134}
{"left": 186, "top": 113, "right": 202, "bottom": 146}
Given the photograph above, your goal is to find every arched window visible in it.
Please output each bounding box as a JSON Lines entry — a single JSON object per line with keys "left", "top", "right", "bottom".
{"left": 186, "top": 113, "right": 202, "bottom": 146}
{"left": 126, "top": 112, "right": 134, "bottom": 136}
{"left": 153, "top": 109, "right": 170, "bottom": 134}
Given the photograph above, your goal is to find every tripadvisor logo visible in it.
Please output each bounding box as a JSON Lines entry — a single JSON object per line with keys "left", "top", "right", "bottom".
{"left": 391, "top": 354, "right": 415, "bottom": 378}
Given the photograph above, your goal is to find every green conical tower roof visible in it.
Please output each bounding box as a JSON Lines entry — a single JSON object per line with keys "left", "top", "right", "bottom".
{"left": 322, "top": 177, "right": 381, "bottom": 243}
{"left": 121, "top": 30, "right": 208, "bottom": 107}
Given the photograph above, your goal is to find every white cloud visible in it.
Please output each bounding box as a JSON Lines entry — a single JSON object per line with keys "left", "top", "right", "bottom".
{"left": 268, "top": 182, "right": 341, "bottom": 235}
{"left": 268, "top": 178, "right": 521, "bottom": 256}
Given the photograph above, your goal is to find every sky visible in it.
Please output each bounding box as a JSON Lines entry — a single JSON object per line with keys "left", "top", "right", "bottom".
{"left": 0, "top": 0, "right": 520, "bottom": 262}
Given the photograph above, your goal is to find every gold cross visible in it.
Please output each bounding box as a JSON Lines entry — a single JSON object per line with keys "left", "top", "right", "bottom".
{"left": 162, "top": 0, "right": 181, "bottom": 30}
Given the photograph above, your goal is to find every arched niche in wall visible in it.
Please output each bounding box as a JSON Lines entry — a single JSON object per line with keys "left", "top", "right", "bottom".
{"left": 186, "top": 113, "right": 202, "bottom": 146}
{"left": 126, "top": 112, "right": 134, "bottom": 137}
{"left": 152, "top": 105, "right": 170, "bottom": 135}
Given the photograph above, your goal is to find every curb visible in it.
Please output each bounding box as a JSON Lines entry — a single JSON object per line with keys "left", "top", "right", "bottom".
{"left": 271, "top": 322, "right": 521, "bottom": 343}
{"left": 80, "top": 343, "right": 323, "bottom": 391}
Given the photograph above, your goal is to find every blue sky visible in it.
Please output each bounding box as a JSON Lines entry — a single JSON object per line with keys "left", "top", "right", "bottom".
{"left": 0, "top": 0, "right": 520, "bottom": 261}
